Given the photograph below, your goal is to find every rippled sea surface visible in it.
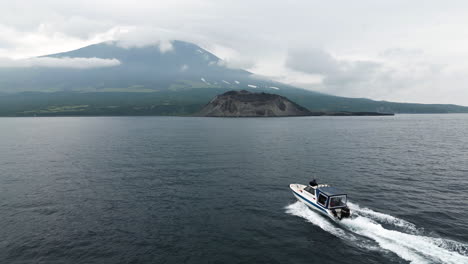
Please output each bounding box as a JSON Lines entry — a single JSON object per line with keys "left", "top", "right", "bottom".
{"left": 0, "top": 115, "right": 467, "bottom": 264}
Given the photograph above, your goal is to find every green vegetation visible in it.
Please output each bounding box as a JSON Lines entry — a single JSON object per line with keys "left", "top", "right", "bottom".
{"left": 1, "top": 88, "right": 467, "bottom": 117}
{"left": 0, "top": 90, "right": 218, "bottom": 116}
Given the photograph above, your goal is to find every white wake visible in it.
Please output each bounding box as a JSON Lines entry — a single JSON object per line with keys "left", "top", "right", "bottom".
{"left": 285, "top": 201, "right": 468, "bottom": 264}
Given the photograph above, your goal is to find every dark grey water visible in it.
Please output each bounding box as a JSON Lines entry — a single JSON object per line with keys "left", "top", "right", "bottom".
{"left": 0, "top": 115, "right": 467, "bottom": 264}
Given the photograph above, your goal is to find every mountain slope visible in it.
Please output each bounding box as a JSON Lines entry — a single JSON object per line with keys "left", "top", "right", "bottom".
{"left": 0, "top": 40, "right": 284, "bottom": 93}
{"left": 0, "top": 40, "right": 467, "bottom": 115}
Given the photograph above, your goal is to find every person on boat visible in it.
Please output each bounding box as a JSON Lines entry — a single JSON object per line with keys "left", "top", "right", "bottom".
{"left": 309, "top": 179, "right": 318, "bottom": 187}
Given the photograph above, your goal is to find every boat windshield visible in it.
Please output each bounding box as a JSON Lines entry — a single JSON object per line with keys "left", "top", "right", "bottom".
{"left": 329, "top": 195, "right": 347, "bottom": 208}
{"left": 304, "top": 186, "right": 315, "bottom": 196}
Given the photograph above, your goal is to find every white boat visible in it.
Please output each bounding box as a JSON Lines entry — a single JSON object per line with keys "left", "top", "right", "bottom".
{"left": 289, "top": 180, "right": 351, "bottom": 220}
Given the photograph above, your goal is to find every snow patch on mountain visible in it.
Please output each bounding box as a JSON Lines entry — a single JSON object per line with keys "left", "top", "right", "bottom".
{"left": 201, "top": 77, "right": 210, "bottom": 85}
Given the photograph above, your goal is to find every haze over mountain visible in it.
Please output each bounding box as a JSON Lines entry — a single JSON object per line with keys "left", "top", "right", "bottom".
{"left": 0, "top": 40, "right": 467, "bottom": 116}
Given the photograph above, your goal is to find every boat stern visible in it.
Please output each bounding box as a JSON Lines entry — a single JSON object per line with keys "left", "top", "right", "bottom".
{"left": 330, "top": 206, "right": 351, "bottom": 220}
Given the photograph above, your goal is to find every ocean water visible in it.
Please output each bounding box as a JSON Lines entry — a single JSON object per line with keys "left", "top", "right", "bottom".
{"left": 0, "top": 115, "right": 467, "bottom": 264}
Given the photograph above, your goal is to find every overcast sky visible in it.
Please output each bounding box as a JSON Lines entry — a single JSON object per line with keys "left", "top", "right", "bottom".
{"left": 2, "top": 0, "right": 468, "bottom": 105}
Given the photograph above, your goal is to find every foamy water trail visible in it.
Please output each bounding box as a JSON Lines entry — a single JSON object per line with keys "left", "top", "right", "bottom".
{"left": 285, "top": 202, "right": 347, "bottom": 239}
{"left": 348, "top": 202, "right": 418, "bottom": 233}
{"left": 285, "top": 202, "right": 381, "bottom": 251}
{"left": 286, "top": 201, "right": 468, "bottom": 264}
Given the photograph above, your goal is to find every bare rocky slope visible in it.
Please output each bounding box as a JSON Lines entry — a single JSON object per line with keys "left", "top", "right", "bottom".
{"left": 197, "top": 90, "right": 312, "bottom": 117}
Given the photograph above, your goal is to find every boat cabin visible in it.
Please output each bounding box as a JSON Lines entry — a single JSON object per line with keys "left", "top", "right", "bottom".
{"left": 304, "top": 185, "right": 347, "bottom": 209}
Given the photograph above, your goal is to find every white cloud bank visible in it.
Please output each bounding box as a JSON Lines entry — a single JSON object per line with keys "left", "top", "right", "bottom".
{"left": 110, "top": 27, "right": 175, "bottom": 52}
{"left": 282, "top": 47, "right": 467, "bottom": 104}
{"left": 0, "top": 57, "right": 121, "bottom": 69}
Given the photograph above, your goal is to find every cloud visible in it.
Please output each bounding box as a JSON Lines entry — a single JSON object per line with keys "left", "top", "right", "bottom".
{"left": 1, "top": 1, "right": 468, "bottom": 104}
{"left": 211, "top": 45, "right": 256, "bottom": 70}
{"left": 0, "top": 23, "right": 119, "bottom": 59}
{"left": 111, "top": 27, "right": 175, "bottom": 52}
{"left": 180, "top": 64, "right": 189, "bottom": 72}
{"left": 379, "top": 48, "right": 424, "bottom": 58}
{"left": 283, "top": 47, "right": 462, "bottom": 103}
{"left": 217, "top": 58, "right": 255, "bottom": 70}
{"left": 0, "top": 56, "right": 121, "bottom": 69}
{"left": 285, "top": 48, "right": 383, "bottom": 92}
{"left": 286, "top": 48, "right": 341, "bottom": 75}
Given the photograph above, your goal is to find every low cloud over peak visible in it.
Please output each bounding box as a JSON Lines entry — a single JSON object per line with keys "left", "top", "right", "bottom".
{"left": 102, "top": 27, "right": 200, "bottom": 53}
{"left": 0, "top": 57, "right": 121, "bottom": 69}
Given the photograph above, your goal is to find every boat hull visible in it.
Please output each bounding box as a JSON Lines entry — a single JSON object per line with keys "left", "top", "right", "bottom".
{"left": 291, "top": 188, "right": 332, "bottom": 218}
{"left": 289, "top": 183, "right": 350, "bottom": 220}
